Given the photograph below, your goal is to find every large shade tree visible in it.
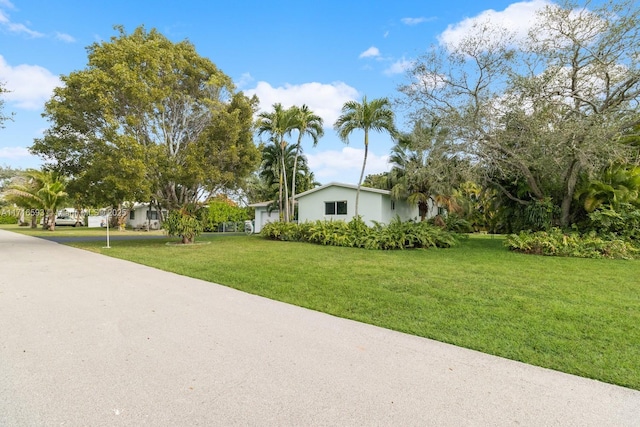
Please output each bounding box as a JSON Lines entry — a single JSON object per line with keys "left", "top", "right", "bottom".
{"left": 334, "top": 96, "right": 397, "bottom": 217}
{"left": 399, "top": 0, "right": 640, "bottom": 227}
{"left": 31, "top": 26, "right": 259, "bottom": 219}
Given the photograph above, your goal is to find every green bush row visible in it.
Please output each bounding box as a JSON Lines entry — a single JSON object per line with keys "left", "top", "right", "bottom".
{"left": 261, "top": 217, "right": 459, "bottom": 250}
{"left": 504, "top": 228, "right": 639, "bottom": 259}
{"left": 0, "top": 214, "right": 18, "bottom": 224}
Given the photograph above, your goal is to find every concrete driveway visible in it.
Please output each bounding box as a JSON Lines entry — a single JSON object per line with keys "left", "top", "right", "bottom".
{"left": 1, "top": 229, "right": 638, "bottom": 426}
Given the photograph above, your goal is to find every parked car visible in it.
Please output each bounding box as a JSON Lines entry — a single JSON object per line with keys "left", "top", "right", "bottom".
{"left": 55, "top": 215, "right": 84, "bottom": 227}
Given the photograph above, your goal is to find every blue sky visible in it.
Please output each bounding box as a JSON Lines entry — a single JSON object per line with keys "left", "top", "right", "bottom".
{"left": 0, "top": 0, "right": 547, "bottom": 185}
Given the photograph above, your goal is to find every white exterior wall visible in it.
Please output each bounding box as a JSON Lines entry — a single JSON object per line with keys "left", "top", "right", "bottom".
{"left": 297, "top": 185, "right": 422, "bottom": 226}
{"left": 382, "top": 197, "right": 421, "bottom": 224}
{"left": 254, "top": 207, "right": 279, "bottom": 233}
{"left": 126, "top": 206, "right": 164, "bottom": 229}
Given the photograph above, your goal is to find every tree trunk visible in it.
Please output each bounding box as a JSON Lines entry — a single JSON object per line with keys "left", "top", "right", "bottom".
{"left": 419, "top": 201, "right": 428, "bottom": 221}
{"left": 356, "top": 132, "right": 369, "bottom": 218}
{"left": 278, "top": 168, "right": 283, "bottom": 221}
{"left": 560, "top": 159, "right": 581, "bottom": 228}
{"left": 290, "top": 139, "right": 302, "bottom": 221}
{"left": 30, "top": 213, "right": 37, "bottom": 228}
{"left": 48, "top": 211, "right": 56, "bottom": 231}
{"left": 281, "top": 145, "right": 290, "bottom": 222}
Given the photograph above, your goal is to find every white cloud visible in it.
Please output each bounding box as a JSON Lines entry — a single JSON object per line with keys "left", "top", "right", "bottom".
{"left": 0, "top": 146, "right": 30, "bottom": 160}
{"left": 0, "top": 55, "right": 61, "bottom": 109}
{"left": 401, "top": 17, "right": 435, "bottom": 26}
{"left": 0, "top": 0, "right": 15, "bottom": 9}
{"left": 235, "top": 72, "right": 254, "bottom": 89}
{"left": 359, "top": 46, "right": 380, "bottom": 59}
{"left": 438, "top": 0, "right": 551, "bottom": 49}
{"left": 307, "top": 147, "right": 391, "bottom": 185}
{"left": 245, "top": 81, "right": 359, "bottom": 126}
{"left": 384, "top": 57, "right": 413, "bottom": 76}
{"left": 55, "top": 32, "right": 75, "bottom": 43}
{"left": 383, "top": 30, "right": 389, "bottom": 38}
{"left": 0, "top": 9, "right": 44, "bottom": 38}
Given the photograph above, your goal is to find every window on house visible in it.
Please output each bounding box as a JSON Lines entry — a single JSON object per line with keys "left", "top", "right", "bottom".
{"left": 391, "top": 201, "right": 395, "bottom": 210}
{"left": 325, "top": 201, "right": 347, "bottom": 215}
{"left": 438, "top": 207, "right": 446, "bottom": 216}
{"left": 129, "top": 210, "right": 135, "bottom": 220}
{"left": 146, "top": 210, "right": 159, "bottom": 220}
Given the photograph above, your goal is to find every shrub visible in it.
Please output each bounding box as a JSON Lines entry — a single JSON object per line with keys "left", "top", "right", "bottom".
{"left": 586, "top": 203, "right": 640, "bottom": 241}
{"left": 261, "top": 217, "right": 458, "bottom": 250}
{"left": 162, "top": 204, "right": 204, "bottom": 244}
{"left": 0, "top": 214, "right": 18, "bottom": 224}
{"left": 504, "top": 228, "right": 639, "bottom": 259}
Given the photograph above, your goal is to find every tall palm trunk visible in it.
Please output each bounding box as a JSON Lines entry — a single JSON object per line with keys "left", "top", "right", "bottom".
{"left": 278, "top": 168, "right": 284, "bottom": 220}
{"left": 47, "top": 210, "right": 56, "bottom": 231}
{"left": 290, "top": 137, "right": 302, "bottom": 220}
{"left": 355, "top": 131, "right": 369, "bottom": 218}
{"left": 280, "top": 139, "right": 290, "bottom": 222}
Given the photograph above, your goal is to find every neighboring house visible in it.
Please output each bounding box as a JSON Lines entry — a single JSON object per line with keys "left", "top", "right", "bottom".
{"left": 126, "top": 203, "right": 168, "bottom": 230}
{"left": 296, "top": 182, "right": 438, "bottom": 226}
{"left": 248, "top": 201, "right": 280, "bottom": 233}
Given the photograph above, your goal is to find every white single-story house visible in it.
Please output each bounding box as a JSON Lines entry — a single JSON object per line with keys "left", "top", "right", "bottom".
{"left": 126, "top": 203, "right": 168, "bottom": 230}
{"left": 248, "top": 201, "right": 280, "bottom": 233}
{"left": 296, "top": 182, "right": 439, "bottom": 226}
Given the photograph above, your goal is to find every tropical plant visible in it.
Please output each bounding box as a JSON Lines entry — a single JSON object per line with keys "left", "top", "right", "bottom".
{"left": 258, "top": 141, "right": 316, "bottom": 219}
{"left": 257, "top": 103, "right": 298, "bottom": 222}
{"left": 334, "top": 96, "right": 397, "bottom": 217}
{"left": 389, "top": 118, "right": 464, "bottom": 221}
{"left": 575, "top": 164, "right": 640, "bottom": 213}
{"left": 289, "top": 105, "right": 324, "bottom": 215}
{"left": 4, "top": 169, "right": 68, "bottom": 231}
{"left": 162, "top": 203, "right": 205, "bottom": 244}
{"left": 505, "top": 228, "right": 639, "bottom": 259}
{"left": 261, "top": 216, "right": 458, "bottom": 250}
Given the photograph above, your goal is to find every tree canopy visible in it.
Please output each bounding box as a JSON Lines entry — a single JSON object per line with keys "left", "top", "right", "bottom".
{"left": 334, "top": 96, "right": 397, "bottom": 217}
{"left": 399, "top": 0, "right": 640, "bottom": 227}
{"left": 0, "top": 82, "right": 13, "bottom": 129}
{"left": 4, "top": 169, "right": 68, "bottom": 230}
{"left": 31, "top": 26, "right": 259, "bottom": 211}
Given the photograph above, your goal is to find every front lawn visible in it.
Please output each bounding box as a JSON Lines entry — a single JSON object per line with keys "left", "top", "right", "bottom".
{"left": 0, "top": 223, "right": 166, "bottom": 237}
{"left": 7, "top": 225, "right": 638, "bottom": 390}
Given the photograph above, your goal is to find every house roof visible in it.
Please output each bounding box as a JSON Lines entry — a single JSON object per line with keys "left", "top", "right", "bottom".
{"left": 295, "top": 182, "right": 390, "bottom": 199}
{"left": 247, "top": 201, "right": 274, "bottom": 208}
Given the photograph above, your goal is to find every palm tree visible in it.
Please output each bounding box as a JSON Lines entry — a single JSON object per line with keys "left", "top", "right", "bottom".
{"left": 260, "top": 141, "right": 288, "bottom": 217}
{"left": 259, "top": 142, "right": 316, "bottom": 219}
{"left": 389, "top": 118, "right": 462, "bottom": 221}
{"left": 290, "top": 105, "right": 323, "bottom": 216}
{"left": 389, "top": 134, "right": 434, "bottom": 221}
{"left": 257, "top": 103, "right": 297, "bottom": 222}
{"left": 575, "top": 164, "right": 640, "bottom": 212}
{"left": 5, "top": 169, "right": 68, "bottom": 231}
{"left": 334, "top": 96, "right": 397, "bottom": 217}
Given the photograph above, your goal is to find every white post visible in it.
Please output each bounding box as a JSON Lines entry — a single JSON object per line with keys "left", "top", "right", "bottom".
{"left": 103, "top": 209, "right": 111, "bottom": 249}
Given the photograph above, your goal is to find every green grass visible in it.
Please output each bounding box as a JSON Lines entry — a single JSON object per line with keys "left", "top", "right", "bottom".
{"left": 5, "top": 224, "right": 639, "bottom": 390}
{"left": 0, "top": 223, "right": 166, "bottom": 237}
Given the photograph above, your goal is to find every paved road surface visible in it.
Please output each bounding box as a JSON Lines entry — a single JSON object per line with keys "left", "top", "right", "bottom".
{"left": 1, "top": 229, "right": 638, "bottom": 426}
